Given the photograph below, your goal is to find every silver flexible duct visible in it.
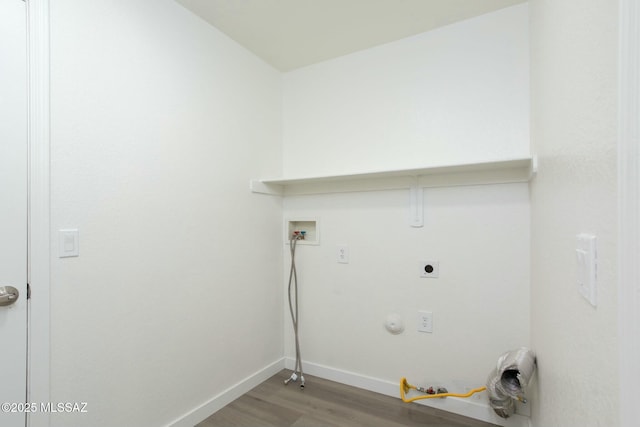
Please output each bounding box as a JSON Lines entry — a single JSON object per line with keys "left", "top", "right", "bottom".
{"left": 486, "top": 347, "right": 536, "bottom": 418}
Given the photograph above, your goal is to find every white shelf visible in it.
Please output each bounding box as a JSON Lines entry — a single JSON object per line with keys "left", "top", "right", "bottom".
{"left": 250, "top": 157, "right": 536, "bottom": 196}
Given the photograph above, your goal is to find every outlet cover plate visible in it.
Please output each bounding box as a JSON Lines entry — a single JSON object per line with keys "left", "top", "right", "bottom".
{"left": 420, "top": 261, "right": 439, "bottom": 278}
{"left": 337, "top": 245, "right": 349, "bottom": 263}
{"left": 417, "top": 310, "right": 433, "bottom": 333}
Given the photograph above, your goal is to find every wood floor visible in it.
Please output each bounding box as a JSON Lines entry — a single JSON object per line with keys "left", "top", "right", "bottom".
{"left": 196, "top": 370, "right": 500, "bottom": 427}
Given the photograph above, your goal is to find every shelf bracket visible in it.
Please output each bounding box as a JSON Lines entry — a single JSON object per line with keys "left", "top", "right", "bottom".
{"left": 409, "top": 177, "right": 423, "bottom": 228}
{"left": 250, "top": 179, "right": 284, "bottom": 196}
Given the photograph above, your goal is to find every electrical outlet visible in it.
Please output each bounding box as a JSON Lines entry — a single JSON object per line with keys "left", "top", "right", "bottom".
{"left": 417, "top": 311, "right": 433, "bottom": 333}
{"left": 420, "top": 261, "right": 439, "bottom": 278}
{"left": 337, "top": 245, "right": 349, "bottom": 263}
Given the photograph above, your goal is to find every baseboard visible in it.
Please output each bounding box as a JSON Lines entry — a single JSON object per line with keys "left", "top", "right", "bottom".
{"left": 165, "top": 357, "right": 531, "bottom": 427}
{"left": 284, "top": 358, "right": 531, "bottom": 427}
{"left": 167, "top": 358, "right": 285, "bottom": 427}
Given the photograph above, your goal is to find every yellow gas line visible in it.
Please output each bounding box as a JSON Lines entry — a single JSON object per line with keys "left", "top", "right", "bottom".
{"left": 400, "top": 377, "right": 487, "bottom": 403}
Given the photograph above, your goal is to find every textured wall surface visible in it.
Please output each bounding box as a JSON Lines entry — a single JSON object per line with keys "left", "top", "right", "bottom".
{"left": 49, "top": 1, "right": 283, "bottom": 425}
{"left": 530, "top": 0, "right": 619, "bottom": 425}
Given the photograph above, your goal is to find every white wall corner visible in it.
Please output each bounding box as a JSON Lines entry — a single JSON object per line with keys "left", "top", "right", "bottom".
{"left": 166, "top": 359, "right": 285, "bottom": 427}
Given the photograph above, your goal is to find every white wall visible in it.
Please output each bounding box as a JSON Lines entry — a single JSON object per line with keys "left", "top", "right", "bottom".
{"left": 281, "top": 5, "right": 531, "bottom": 415}
{"left": 283, "top": 4, "right": 530, "bottom": 178}
{"left": 44, "top": 2, "right": 540, "bottom": 425}
{"left": 49, "top": 1, "right": 282, "bottom": 426}
{"left": 283, "top": 185, "right": 530, "bottom": 385}
{"left": 529, "top": 0, "right": 619, "bottom": 426}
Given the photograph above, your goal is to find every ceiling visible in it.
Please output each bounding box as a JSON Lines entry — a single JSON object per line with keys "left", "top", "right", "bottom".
{"left": 175, "top": 0, "right": 527, "bottom": 71}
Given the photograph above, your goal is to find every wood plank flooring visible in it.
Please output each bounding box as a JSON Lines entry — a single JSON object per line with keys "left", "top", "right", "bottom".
{"left": 196, "top": 370, "right": 500, "bottom": 427}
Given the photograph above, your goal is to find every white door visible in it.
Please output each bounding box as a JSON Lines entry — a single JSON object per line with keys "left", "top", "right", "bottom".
{"left": 0, "top": 0, "right": 28, "bottom": 426}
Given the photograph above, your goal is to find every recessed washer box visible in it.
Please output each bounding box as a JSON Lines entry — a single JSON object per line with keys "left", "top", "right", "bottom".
{"left": 285, "top": 218, "right": 319, "bottom": 245}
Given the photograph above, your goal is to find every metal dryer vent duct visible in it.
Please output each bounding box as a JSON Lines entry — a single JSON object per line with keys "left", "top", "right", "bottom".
{"left": 486, "top": 347, "right": 536, "bottom": 418}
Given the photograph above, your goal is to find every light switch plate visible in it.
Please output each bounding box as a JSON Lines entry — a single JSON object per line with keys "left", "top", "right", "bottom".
{"left": 576, "top": 234, "right": 597, "bottom": 306}
{"left": 59, "top": 229, "right": 79, "bottom": 258}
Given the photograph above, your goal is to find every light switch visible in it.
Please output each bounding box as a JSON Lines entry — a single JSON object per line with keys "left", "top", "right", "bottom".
{"left": 576, "top": 234, "right": 596, "bottom": 306}
{"left": 59, "top": 229, "right": 79, "bottom": 258}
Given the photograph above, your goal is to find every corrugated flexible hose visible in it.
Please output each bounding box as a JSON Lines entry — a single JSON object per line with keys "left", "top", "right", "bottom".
{"left": 399, "top": 347, "right": 536, "bottom": 419}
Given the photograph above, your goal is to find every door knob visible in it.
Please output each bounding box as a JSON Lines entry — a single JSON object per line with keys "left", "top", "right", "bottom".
{"left": 0, "top": 286, "right": 19, "bottom": 306}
